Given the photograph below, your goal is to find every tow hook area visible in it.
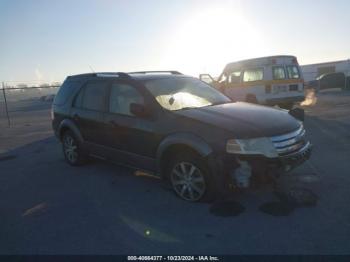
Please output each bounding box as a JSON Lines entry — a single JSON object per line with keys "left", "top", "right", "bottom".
{"left": 231, "top": 160, "right": 252, "bottom": 188}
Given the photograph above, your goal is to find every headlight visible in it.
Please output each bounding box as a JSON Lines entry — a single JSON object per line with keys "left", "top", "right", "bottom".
{"left": 226, "top": 137, "right": 278, "bottom": 158}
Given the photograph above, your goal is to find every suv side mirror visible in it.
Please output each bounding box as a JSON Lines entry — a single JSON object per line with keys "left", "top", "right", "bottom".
{"left": 130, "top": 103, "right": 150, "bottom": 118}
{"left": 289, "top": 107, "right": 304, "bottom": 122}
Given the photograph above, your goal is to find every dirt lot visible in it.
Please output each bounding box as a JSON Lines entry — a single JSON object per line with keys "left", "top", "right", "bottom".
{"left": 1, "top": 90, "right": 350, "bottom": 254}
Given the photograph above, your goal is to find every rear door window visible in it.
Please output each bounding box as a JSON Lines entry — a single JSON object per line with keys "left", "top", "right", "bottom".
{"left": 81, "top": 81, "right": 109, "bottom": 111}
{"left": 286, "top": 65, "right": 300, "bottom": 79}
{"left": 243, "top": 68, "right": 264, "bottom": 82}
{"left": 272, "top": 66, "right": 286, "bottom": 80}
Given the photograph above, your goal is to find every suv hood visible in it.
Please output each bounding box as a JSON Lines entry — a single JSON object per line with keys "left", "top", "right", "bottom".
{"left": 174, "top": 102, "right": 301, "bottom": 138}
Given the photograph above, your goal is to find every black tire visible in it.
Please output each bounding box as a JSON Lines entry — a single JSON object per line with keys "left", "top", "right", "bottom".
{"left": 61, "top": 130, "right": 87, "bottom": 166}
{"left": 165, "top": 151, "right": 217, "bottom": 202}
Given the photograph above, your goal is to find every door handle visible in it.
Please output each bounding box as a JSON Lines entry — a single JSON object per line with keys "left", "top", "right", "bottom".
{"left": 109, "top": 120, "right": 119, "bottom": 127}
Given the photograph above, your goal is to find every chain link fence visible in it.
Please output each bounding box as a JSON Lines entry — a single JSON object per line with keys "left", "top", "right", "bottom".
{"left": 0, "top": 81, "right": 61, "bottom": 127}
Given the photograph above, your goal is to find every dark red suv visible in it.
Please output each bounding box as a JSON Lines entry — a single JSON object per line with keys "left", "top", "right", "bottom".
{"left": 52, "top": 71, "right": 311, "bottom": 202}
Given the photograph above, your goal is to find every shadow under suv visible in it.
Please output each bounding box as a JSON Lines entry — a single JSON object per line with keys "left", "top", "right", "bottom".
{"left": 52, "top": 71, "right": 312, "bottom": 202}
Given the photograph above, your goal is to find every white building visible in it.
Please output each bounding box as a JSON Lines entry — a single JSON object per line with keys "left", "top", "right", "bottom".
{"left": 301, "top": 59, "right": 350, "bottom": 82}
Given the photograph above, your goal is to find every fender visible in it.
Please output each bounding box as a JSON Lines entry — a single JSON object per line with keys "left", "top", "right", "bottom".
{"left": 155, "top": 132, "right": 213, "bottom": 174}
{"left": 58, "top": 119, "right": 84, "bottom": 143}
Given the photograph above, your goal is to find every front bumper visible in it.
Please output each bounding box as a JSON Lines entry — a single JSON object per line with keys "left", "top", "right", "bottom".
{"left": 212, "top": 140, "right": 312, "bottom": 182}
{"left": 207, "top": 140, "right": 312, "bottom": 192}
{"left": 278, "top": 141, "right": 312, "bottom": 171}
{"left": 237, "top": 141, "right": 312, "bottom": 174}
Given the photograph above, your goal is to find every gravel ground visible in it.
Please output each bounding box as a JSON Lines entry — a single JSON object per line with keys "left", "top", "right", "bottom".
{"left": 0, "top": 90, "right": 350, "bottom": 255}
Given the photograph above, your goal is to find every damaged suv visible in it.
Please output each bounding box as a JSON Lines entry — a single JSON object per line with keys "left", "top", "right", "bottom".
{"left": 52, "top": 71, "right": 312, "bottom": 202}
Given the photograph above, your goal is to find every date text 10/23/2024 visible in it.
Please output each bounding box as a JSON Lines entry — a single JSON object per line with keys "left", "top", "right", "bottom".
{"left": 127, "top": 256, "right": 219, "bottom": 261}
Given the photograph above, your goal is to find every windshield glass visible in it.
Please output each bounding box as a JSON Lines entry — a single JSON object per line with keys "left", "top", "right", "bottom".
{"left": 286, "top": 65, "right": 301, "bottom": 79}
{"left": 143, "top": 77, "right": 231, "bottom": 111}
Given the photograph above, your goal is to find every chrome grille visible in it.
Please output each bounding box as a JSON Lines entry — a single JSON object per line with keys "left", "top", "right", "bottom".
{"left": 270, "top": 125, "right": 306, "bottom": 156}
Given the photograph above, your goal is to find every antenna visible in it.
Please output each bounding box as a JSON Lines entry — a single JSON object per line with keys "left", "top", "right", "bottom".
{"left": 89, "top": 65, "right": 95, "bottom": 73}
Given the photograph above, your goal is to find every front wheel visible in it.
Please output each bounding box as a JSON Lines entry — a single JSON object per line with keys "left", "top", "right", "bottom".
{"left": 167, "top": 152, "right": 217, "bottom": 202}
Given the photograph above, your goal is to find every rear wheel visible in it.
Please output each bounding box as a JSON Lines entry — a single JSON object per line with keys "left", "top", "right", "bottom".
{"left": 61, "top": 131, "right": 87, "bottom": 166}
{"left": 167, "top": 152, "right": 216, "bottom": 202}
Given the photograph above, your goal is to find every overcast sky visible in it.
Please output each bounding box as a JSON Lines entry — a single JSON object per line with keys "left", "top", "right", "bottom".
{"left": 0, "top": 0, "right": 349, "bottom": 83}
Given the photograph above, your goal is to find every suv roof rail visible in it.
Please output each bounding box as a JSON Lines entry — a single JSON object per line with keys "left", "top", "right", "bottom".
{"left": 128, "top": 71, "right": 183, "bottom": 75}
{"left": 67, "top": 72, "right": 131, "bottom": 80}
{"left": 95, "top": 72, "right": 131, "bottom": 78}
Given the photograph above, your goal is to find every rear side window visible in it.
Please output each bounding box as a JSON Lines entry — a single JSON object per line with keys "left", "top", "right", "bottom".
{"left": 81, "top": 81, "right": 109, "bottom": 111}
{"left": 243, "top": 68, "right": 264, "bottom": 82}
{"left": 73, "top": 87, "right": 84, "bottom": 108}
{"left": 286, "top": 65, "right": 300, "bottom": 79}
{"left": 109, "top": 83, "right": 144, "bottom": 116}
{"left": 272, "top": 66, "right": 286, "bottom": 80}
{"left": 53, "top": 80, "right": 80, "bottom": 105}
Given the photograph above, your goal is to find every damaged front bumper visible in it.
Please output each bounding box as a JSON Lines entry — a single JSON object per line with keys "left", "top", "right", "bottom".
{"left": 237, "top": 140, "right": 312, "bottom": 175}
{"left": 208, "top": 123, "right": 312, "bottom": 190}
{"left": 277, "top": 141, "right": 312, "bottom": 171}
{"left": 210, "top": 140, "right": 312, "bottom": 190}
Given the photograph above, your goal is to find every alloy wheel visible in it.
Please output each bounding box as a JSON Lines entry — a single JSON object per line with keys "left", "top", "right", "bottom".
{"left": 63, "top": 135, "right": 78, "bottom": 163}
{"left": 170, "top": 161, "right": 206, "bottom": 201}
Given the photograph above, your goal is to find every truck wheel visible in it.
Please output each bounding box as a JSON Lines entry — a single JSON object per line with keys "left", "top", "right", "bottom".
{"left": 166, "top": 152, "right": 216, "bottom": 202}
{"left": 62, "top": 130, "right": 87, "bottom": 166}
{"left": 245, "top": 94, "right": 258, "bottom": 104}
